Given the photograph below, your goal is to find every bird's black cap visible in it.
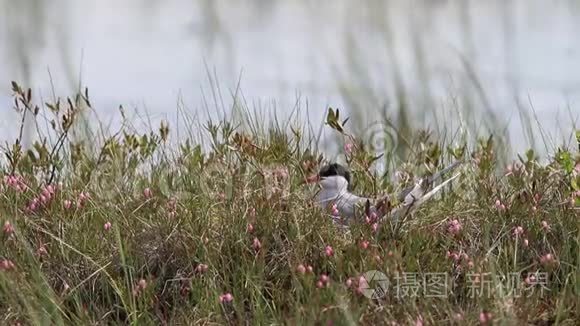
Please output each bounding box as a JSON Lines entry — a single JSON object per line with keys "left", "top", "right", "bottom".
{"left": 318, "top": 163, "right": 351, "bottom": 184}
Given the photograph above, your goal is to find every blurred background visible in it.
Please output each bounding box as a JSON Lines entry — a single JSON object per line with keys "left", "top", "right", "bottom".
{"left": 0, "top": 0, "right": 578, "bottom": 156}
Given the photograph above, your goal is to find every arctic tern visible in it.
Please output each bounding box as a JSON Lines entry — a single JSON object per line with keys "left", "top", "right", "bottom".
{"left": 306, "top": 161, "right": 462, "bottom": 225}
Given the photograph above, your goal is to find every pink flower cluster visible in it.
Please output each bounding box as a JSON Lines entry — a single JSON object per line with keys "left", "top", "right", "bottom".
{"left": 166, "top": 197, "right": 177, "bottom": 218}
{"left": 494, "top": 199, "right": 506, "bottom": 211}
{"left": 344, "top": 143, "right": 354, "bottom": 155}
{"left": 27, "top": 184, "right": 58, "bottom": 213}
{"left": 76, "top": 191, "right": 91, "bottom": 209}
{"left": 0, "top": 259, "right": 15, "bottom": 271}
{"left": 524, "top": 274, "right": 537, "bottom": 285}
{"left": 512, "top": 227, "right": 529, "bottom": 246}
{"left": 296, "top": 264, "right": 313, "bottom": 274}
{"left": 345, "top": 275, "right": 370, "bottom": 296}
{"left": 252, "top": 237, "right": 262, "bottom": 252}
{"left": 219, "top": 292, "right": 234, "bottom": 303}
{"left": 331, "top": 203, "right": 340, "bottom": 217}
{"left": 143, "top": 187, "right": 153, "bottom": 199}
{"left": 447, "top": 219, "right": 462, "bottom": 235}
{"left": 505, "top": 162, "right": 523, "bottom": 176}
{"left": 540, "top": 253, "right": 555, "bottom": 266}
{"left": 479, "top": 311, "right": 493, "bottom": 325}
{"left": 132, "top": 278, "right": 148, "bottom": 297}
{"left": 3, "top": 221, "right": 14, "bottom": 236}
{"left": 316, "top": 274, "right": 331, "bottom": 288}
{"left": 365, "top": 212, "right": 377, "bottom": 224}
{"left": 359, "top": 240, "right": 370, "bottom": 250}
{"left": 324, "top": 245, "right": 334, "bottom": 257}
{"left": 513, "top": 226, "right": 524, "bottom": 237}
{"left": 3, "top": 174, "right": 27, "bottom": 192}
{"left": 195, "top": 263, "right": 209, "bottom": 274}
{"left": 446, "top": 251, "right": 474, "bottom": 269}
{"left": 363, "top": 212, "right": 379, "bottom": 232}
{"left": 540, "top": 220, "right": 550, "bottom": 231}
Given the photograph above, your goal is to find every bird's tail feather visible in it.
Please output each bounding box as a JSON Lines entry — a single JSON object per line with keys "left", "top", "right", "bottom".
{"left": 387, "top": 172, "right": 461, "bottom": 223}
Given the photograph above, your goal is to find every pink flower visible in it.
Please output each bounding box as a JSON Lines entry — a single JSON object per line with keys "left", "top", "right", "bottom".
{"left": 296, "top": 264, "right": 306, "bottom": 274}
{"left": 324, "top": 245, "right": 334, "bottom": 257}
{"left": 104, "top": 222, "right": 112, "bottom": 231}
{"left": 505, "top": 164, "right": 513, "bottom": 175}
{"left": 143, "top": 188, "right": 152, "bottom": 199}
{"left": 77, "top": 192, "right": 90, "bottom": 208}
{"left": 0, "top": 259, "right": 15, "bottom": 271}
{"left": 344, "top": 143, "right": 354, "bottom": 155}
{"left": 306, "top": 265, "right": 313, "bottom": 273}
{"left": 540, "top": 253, "right": 554, "bottom": 265}
{"left": 494, "top": 199, "right": 506, "bottom": 211}
{"left": 138, "top": 279, "right": 147, "bottom": 290}
{"left": 3, "top": 221, "right": 14, "bottom": 235}
{"left": 195, "top": 263, "right": 209, "bottom": 274}
{"left": 219, "top": 292, "right": 233, "bottom": 303}
{"left": 415, "top": 316, "right": 423, "bottom": 326}
{"left": 447, "top": 219, "right": 462, "bottom": 235}
{"left": 523, "top": 238, "right": 529, "bottom": 247}
{"left": 330, "top": 203, "right": 340, "bottom": 217}
{"left": 357, "top": 275, "right": 369, "bottom": 294}
{"left": 4, "top": 174, "right": 27, "bottom": 192}
{"left": 37, "top": 245, "right": 48, "bottom": 256}
{"left": 479, "top": 311, "right": 492, "bottom": 325}
{"left": 252, "top": 238, "right": 262, "bottom": 252}
{"left": 454, "top": 313, "right": 464, "bottom": 321}
{"left": 371, "top": 223, "right": 379, "bottom": 233}
{"left": 317, "top": 274, "right": 330, "bottom": 288}
{"left": 541, "top": 220, "right": 550, "bottom": 231}
{"left": 79, "top": 191, "right": 89, "bottom": 201}
{"left": 345, "top": 277, "right": 353, "bottom": 287}
{"left": 513, "top": 226, "right": 524, "bottom": 237}
{"left": 246, "top": 223, "right": 254, "bottom": 233}
{"left": 166, "top": 197, "right": 177, "bottom": 211}
{"left": 447, "top": 251, "right": 461, "bottom": 262}
{"left": 467, "top": 261, "right": 474, "bottom": 269}
{"left": 525, "top": 274, "right": 536, "bottom": 285}
{"left": 359, "top": 240, "right": 369, "bottom": 250}
{"left": 63, "top": 200, "right": 72, "bottom": 210}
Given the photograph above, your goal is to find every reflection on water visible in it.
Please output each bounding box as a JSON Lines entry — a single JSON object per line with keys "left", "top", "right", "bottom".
{"left": 0, "top": 0, "right": 578, "bottom": 154}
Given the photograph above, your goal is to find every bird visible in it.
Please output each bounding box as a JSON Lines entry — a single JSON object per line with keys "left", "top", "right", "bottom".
{"left": 306, "top": 161, "right": 462, "bottom": 225}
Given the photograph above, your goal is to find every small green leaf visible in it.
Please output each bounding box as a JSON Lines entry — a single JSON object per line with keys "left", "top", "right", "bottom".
{"left": 571, "top": 177, "right": 579, "bottom": 191}
{"left": 526, "top": 149, "right": 535, "bottom": 162}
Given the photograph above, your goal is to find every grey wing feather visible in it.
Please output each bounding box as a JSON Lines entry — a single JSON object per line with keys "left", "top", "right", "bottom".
{"left": 396, "top": 161, "right": 462, "bottom": 202}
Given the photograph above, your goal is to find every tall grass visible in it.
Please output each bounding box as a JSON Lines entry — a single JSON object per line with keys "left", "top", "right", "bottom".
{"left": 0, "top": 81, "right": 578, "bottom": 325}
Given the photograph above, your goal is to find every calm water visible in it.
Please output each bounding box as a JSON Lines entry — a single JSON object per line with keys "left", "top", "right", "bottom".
{"left": 1, "top": 0, "right": 579, "bottom": 154}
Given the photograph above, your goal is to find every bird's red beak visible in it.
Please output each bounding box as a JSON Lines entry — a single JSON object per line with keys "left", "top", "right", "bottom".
{"left": 305, "top": 174, "right": 320, "bottom": 184}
